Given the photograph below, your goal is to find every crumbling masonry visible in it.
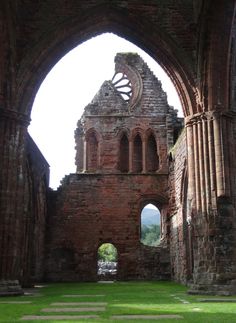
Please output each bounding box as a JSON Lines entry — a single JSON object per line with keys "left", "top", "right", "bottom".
{"left": 45, "top": 53, "right": 183, "bottom": 282}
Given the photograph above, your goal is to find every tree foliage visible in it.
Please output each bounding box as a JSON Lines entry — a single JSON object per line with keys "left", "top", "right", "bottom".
{"left": 141, "top": 224, "right": 160, "bottom": 246}
{"left": 98, "top": 243, "right": 117, "bottom": 262}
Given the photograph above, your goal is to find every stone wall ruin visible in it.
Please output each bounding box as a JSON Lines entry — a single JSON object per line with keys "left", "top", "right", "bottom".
{"left": 45, "top": 53, "right": 183, "bottom": 282}
{"left": 1, "top": 1, "right": 236, "bottom": 296}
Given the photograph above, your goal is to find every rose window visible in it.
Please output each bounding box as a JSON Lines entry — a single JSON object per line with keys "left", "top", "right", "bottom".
{"left": 112, "top": 72, "right": 132, "bottom": 102}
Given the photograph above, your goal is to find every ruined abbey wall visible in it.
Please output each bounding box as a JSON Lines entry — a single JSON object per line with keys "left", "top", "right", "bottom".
{"left": 25, "top": 135, "right": 49, "bottom": 283}
{"left": 3, "top": 134, "right": 50, "bottom": 288}
{"left": 46, "top": 174, "right": 170, "bottom": 281}
{"left": 45, "top": 53, "right": 181, "bottom": 282}
{"left": 1, "top": 1, "right": 236, "bottom": 296}
{"left": 168, "top": 130, "right": 190, "bottom": 284}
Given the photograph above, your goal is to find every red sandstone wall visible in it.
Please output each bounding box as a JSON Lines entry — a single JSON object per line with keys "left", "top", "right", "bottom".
{"left": 168, "top": 129, "right": 189, "bottom": 284}
{"left": 46, "top": 174, "right": 170, "bottom": 281}
{"left": 47, "top": 52, "right": 180, "bottom": 283}
{"left": 20, "top": 134, "right": 49, "bottom": 285}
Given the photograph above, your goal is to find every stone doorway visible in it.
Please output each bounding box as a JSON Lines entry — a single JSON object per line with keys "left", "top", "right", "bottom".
{"left": 97, "top": 243, "right": 118, "bottom": 281}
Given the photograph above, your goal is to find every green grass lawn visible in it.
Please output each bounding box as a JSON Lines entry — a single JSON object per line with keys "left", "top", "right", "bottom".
{"left": 0, "top": 281, "right": 236, "bottom": 322}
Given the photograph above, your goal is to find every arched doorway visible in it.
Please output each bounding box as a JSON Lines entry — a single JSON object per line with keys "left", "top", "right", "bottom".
{"left": 97, "top": 243, "right": 118, "bottom": 281}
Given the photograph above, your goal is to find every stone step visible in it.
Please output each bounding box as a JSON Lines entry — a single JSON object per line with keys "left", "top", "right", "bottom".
{"left": 198, "top": 298, "right": 236, "bottom": 302}
{"left": 41, "top": 307, "right": 106, "bottom": 312}
{"left": 98, "top": 281, "right": 114, "bottom": 283}
{"left": 62, "top": 294, "right": 105, "bottom": 297}
{"left": 51, "top": 302, "right": 107, "bottom": 306}
{"left": 111, "top": 314, "right": 183, "bottom": 320}
{"left": 0, "top": 301, "right": 32, "bottom": 304}
{"left": 21, "top": 315, "right": 99, "bottom": 320}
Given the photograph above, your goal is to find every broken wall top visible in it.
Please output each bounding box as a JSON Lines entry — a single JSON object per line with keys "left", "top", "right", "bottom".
{"left": 81, "top": 52, "right": 180, "bottom": 118}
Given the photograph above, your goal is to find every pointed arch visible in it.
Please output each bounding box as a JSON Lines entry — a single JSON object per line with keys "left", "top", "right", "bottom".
{"left": 86, "top": 129, "right": 99, "bottom": 171}
{"left": 140, "top": 203, "right": 161, "bottom": 247}
{"left": 133, "top": 133, "right": 143, "bottom": 173}
{"left": 16, "top": 6, "right": 199, "bottom": 118}
{"left": 119, "top": 132, "right": 129, "bottom": 172}
{"left": 146, "top": 132, "right": 159, "bottom": 172}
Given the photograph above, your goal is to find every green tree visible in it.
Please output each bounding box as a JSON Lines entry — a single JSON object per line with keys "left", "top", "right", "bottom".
{"left": 98, "top": 243, "right": 117, "bottom": 262}
{"left": 141, "top": 224, "right": 160, "bottom": 246}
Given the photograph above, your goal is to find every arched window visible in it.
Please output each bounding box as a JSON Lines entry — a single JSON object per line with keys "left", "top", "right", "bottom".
{"left": 97, "top": 243, "right": 117, "bottom": 280}
{"left": 119, "top": 134, "right": 129, "bottom": 172}
{"left": 140, "top": 204, "right": 161, "bottom": 246}
{"left": 133, "top": 134, "right": 142, "bottom": 172}
{"left": 87, "top": 132, "right": 98, "bottom": 171}
{"left": 146, "top": 134, "right": 159, "bottom": 172}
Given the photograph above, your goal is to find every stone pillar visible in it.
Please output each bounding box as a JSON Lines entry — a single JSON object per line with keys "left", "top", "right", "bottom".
{"left": 97, "top": 139, "right": 101, "bottom": 171}
{"left": 83, "top": 140, "right": 87, "bottom": 172}
{"left": 142, "top": 137, "right": 146, "bottom": 173}
{"left": 207, "top": 117, "right": 217, "bottom": 208}
{"left": 213, "top": 113, "right": 226, "bottom": 197}
{"left": 192, "top": 118, "right": 201, "bottom": 211}
{"left": 129, "top": 139, "right": 133, "bottom": 172}
{"left": 202, "top": 117, "right": 211, "bottom": 210}
{"left": 74, "top": 121, "right": 84, "bottom": 173}
{"left": 0, "top": 108, "right": 29, "bottom": 295}
{"left": 197, "top": 118, "right": 206, "bottom": 213}
{"left": 186, "top": 122, "right": 195, "bottom": 209}
{"left": 186, "top": 111, "right": 236, "bottom": 295}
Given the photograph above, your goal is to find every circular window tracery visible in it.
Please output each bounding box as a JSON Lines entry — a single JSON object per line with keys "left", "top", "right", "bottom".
{"left": 112, "top": 72, "right": 132, "bottom": 102}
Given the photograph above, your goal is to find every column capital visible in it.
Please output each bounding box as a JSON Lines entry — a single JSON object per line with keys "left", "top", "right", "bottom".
{"left": 186, "top": 109, "right": 236, "bottom": 126}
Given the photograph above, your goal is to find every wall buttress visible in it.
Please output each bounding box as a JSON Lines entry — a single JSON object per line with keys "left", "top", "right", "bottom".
{"left": 0, "top": 110, "right": 29, "bottom": 294}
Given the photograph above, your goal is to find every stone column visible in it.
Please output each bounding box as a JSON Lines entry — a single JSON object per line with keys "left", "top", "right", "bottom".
{"left": 197, "top": 117, "right": 206, "bottom": 213}
{"left": 207, "top": 116, "right": 217, "bottom": 208}
{"left": 74, "top": 122, "right": 84, "bottom": 173}
{"left": 97, "top": 139, "right": 101, "bottom": 171}
{"left": 0, "top": 108, "right": 29, "bottom": 295}
{"left": 213, "top": 112, "right": 226, "bottom": 197}
{"left": 186, "top": 121, "right": 195, "bottom": 209}
{"left": 142, "top": 137, "right": 146, "bottom": 173}
{"left": 129, "top": 139, "right": 133, "bottom": 172}
{"left": 187, "top": 111, "right": 236, "bottom": 295}
{"left": 202, "top": 117, "right": 211, "bottom": 210}
{"left": 192, "top": 118, "right": 201, "bottom": 211}
{"left": 83, "top": 140, "right": 87, "bottom": 172}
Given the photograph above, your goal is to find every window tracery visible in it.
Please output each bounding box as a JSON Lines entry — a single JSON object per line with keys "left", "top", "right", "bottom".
{"left": 112, "top": 72, "right": 132, "bottom": 102}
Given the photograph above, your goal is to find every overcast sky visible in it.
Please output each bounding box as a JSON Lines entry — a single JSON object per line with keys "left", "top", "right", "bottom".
{"left": 28, "top": 33, "right": 182, "bottom": 189}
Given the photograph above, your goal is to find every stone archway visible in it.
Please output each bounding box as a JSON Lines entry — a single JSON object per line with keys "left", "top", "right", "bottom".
{"left": 1, "top": 1, "right": 236, "bottom": 295}
{"left": 15, "top": 13, "right": 197, "bottom": 119}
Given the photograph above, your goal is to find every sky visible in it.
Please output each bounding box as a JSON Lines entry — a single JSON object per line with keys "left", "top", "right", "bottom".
{"left": 28, "top": 33, "right": 182, "bottom": 189}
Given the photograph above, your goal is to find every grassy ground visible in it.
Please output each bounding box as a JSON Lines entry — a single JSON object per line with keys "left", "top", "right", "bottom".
{"left": 0, "top": 281, "right": 236, "bottom": 322}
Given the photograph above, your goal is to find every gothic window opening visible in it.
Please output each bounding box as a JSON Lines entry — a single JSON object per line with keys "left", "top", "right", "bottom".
{"left": 146, "top": 134, "right": 159, "bottom": 172}
{"left": 87, "top": 132, "right": 98, "bottom": 171}
{"left": 97, "top": 243, "right": 117, "bottom": 280}
{"left": 119, "top": 134, "right": 129, "bottom": 172}
{"left": 133, "top": 134, "right": 143, "bottom": 172}
{"left": 140, "top": 204, "right": 161, "bottom": 247}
